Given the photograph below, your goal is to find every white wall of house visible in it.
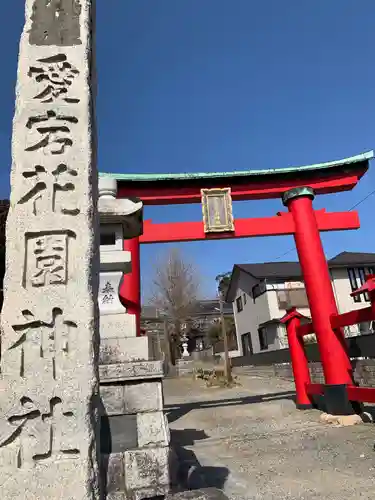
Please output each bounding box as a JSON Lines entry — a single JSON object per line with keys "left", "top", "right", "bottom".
{"left": 232, "top": 274, "right": 292, "bottom": 355}
{"left": 331, "top": 267, "right": 365, "bottom": 313}
{"left": 232, "top": 271, "right": 269, "bottom": 355}
{"left": 331, "top": 266, "right": 375, "bottom": 336}
{"left": 232, "top": 262, "right": 375, "bottom": 356}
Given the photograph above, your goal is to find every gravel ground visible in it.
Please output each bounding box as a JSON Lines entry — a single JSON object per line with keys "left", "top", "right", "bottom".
{"left": 164, "top": 374, "right": 375, "bottom": 500}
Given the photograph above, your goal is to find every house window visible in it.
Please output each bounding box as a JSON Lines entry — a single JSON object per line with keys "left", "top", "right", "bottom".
{"left": 236, "top": 296, "right": 243, "bottom": 312}
{"left": 348, "top": 267, "right": 374, "bottom": 303}
{"left": 243, "top": 293, "right": 247, "bottom": 305}
{"left": 359, "top": 322, "right": 372, "bottom": 335}
{"left": 258, "top": 327, "right": 268, "bottom": 350}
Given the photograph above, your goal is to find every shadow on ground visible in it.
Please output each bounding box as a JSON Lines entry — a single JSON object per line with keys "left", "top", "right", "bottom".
{"left": 170, "top": 428, "right": 229, "bottom": 492}
{"left": 167, "top": 389, "right": 299, "bottom": 496}
{"left": 165, "top": 390, "right": 296, "bottom": 424}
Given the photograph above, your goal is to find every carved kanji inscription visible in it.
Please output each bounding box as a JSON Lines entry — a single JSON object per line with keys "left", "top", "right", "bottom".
{"left": 29, "top": 54, "right": 80, "bottom": 104}
{"left": 25, "top": 110, "right": 78, "bottom": 155}
{"left": 10, "top": 308, "right": 77, "bottom": 379}
{"left": 100, "top": 281, "right": 115, "bottom": 305}
{"left": 0, "top": 396, "right": 79, "bottom": 468}
{"left": 24, "top": 231, "right": 75, "bottom": 288}
{"left": 18, "top": 164, "right": 79, "bottom": 216}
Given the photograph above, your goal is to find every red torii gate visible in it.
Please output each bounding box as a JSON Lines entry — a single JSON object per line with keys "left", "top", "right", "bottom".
{"left": 282, "top": 275, "right": 375, "bottom": 414}
{"left": 102, "top": 151, "right": 373, "bottom": 415}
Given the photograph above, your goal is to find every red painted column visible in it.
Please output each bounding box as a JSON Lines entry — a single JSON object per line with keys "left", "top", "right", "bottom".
{"left": 281, "top": 308, "right": 312, "bottom": 408}
{"left": 368, "top": 276, "right": 375, "bottom": 318}
{"left": 120, "top": 236, "right": 141, "bottom": 336}
{"left": 282, "top": 187, "right": 353, "bottom": 386}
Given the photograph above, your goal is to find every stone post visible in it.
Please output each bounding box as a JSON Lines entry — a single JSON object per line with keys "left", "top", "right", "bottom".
{"left": 0, "top": 1, "right": 100, "bottom": 498}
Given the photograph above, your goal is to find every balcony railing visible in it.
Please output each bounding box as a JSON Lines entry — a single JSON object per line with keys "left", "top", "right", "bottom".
{"left": 277, "top": 288, "right": 309, "bottom": 309}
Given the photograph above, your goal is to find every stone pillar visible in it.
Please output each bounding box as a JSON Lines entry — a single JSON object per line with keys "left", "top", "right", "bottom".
{"left": 0, "top": 1, "right": 100, "bottom": 499}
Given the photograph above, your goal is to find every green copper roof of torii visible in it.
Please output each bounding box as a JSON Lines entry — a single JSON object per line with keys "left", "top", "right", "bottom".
{"left": 99, "top": 151, "right": 373, "bottom": 182}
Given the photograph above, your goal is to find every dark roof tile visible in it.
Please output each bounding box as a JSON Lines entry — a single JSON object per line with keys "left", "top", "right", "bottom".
{"left": 236, "top": 262, "right": 302, "bottom": 280}
{"left": 328, "top": 251, "right": 375, "bottom": 266}
{"left": 235, "top": 252, "right": 375, "bottom": 280}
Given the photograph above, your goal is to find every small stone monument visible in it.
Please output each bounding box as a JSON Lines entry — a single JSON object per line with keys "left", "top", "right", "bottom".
{"left": 0, "top": 1, "right": 100, "bottom": 498}
{"left": 181, "top": 334, "right": 190, "bottom": 358}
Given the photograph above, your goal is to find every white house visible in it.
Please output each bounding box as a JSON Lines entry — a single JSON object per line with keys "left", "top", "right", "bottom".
{"left": 226, "top": 252, "right": 375, "bottom": 357}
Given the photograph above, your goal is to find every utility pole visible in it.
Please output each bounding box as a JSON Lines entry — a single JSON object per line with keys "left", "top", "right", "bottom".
{"left": 163, "top": 317, "right": 173, "bottom": 367}
{"left": 218, "top": 280, "right": 233, "bottom": 384}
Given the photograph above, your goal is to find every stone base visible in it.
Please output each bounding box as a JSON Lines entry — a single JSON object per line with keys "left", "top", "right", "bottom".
{"left": 103, "top": 446, "right": 172, "bottom": 499}
{"left": 166, "top": 489, "right": 229, "bottom": 500}
{"left": 320, "top": 412, "right": 363, "bottom": 426}
{"left": 100, "top": 314, "right": 137, "bottom": 339}
{"left": 100, "top": 336, "right": 148, "bottom": 364}
{"left": 176, "top": 359, "right": 195, "bottom": 376}
{"left": 100, "top": 380, "right": 164, "bottom": 415}
{"left": 126, "top": 446, "right": 171, "bottom": 497}
{"left": 324, "top": 384, "right": 360, "bottom": 416}
{"left": 100, "top": 359, "right": 171, "bottom": 499}
{"left": 100, "top": 360, "right": 164, "bottom": 383}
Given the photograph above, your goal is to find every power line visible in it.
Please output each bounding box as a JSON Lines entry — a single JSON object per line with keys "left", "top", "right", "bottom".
{"left": 270, "top": 187, "right": 375, "bottom": 262}
{"left": 273, "top": 248, "right": 295, "bottom": 261}
{"left": 348, "top": 188, "right": 375, "bottom": 212}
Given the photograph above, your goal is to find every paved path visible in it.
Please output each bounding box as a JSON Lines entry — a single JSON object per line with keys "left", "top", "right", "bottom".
{"left": 164, "top": 374, "right": 375, "bottom": 499}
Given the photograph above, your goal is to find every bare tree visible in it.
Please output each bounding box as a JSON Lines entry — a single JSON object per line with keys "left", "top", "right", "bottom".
{"left": 148, "top": 248, "right": 201, "bottom": 364}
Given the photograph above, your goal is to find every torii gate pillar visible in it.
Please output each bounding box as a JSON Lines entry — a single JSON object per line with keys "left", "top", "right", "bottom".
{"left": 282, "top": 187, "right": 353, "bottom": 388}
{"left": 122, "top": 236, "right": 141, "bottom": 336}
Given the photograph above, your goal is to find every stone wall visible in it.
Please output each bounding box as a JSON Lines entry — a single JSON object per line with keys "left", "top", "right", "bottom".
{"left": 235, "top": 360, "right": 375, "bottom": 387}
{"left": 99, "top": 361, "right": 173, "bottom": 500}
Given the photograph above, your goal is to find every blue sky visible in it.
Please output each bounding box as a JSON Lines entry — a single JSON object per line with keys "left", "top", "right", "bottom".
{"left": 1, "top": 1, "right": 375, "bottom": 299}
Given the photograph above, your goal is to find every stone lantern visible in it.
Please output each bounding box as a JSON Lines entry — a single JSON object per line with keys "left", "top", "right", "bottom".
{"left": 97, "top": 177, "right": 172, "bottom": 498}
{"left": 98, "top": 177, "right": 147, "bottom": 361}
